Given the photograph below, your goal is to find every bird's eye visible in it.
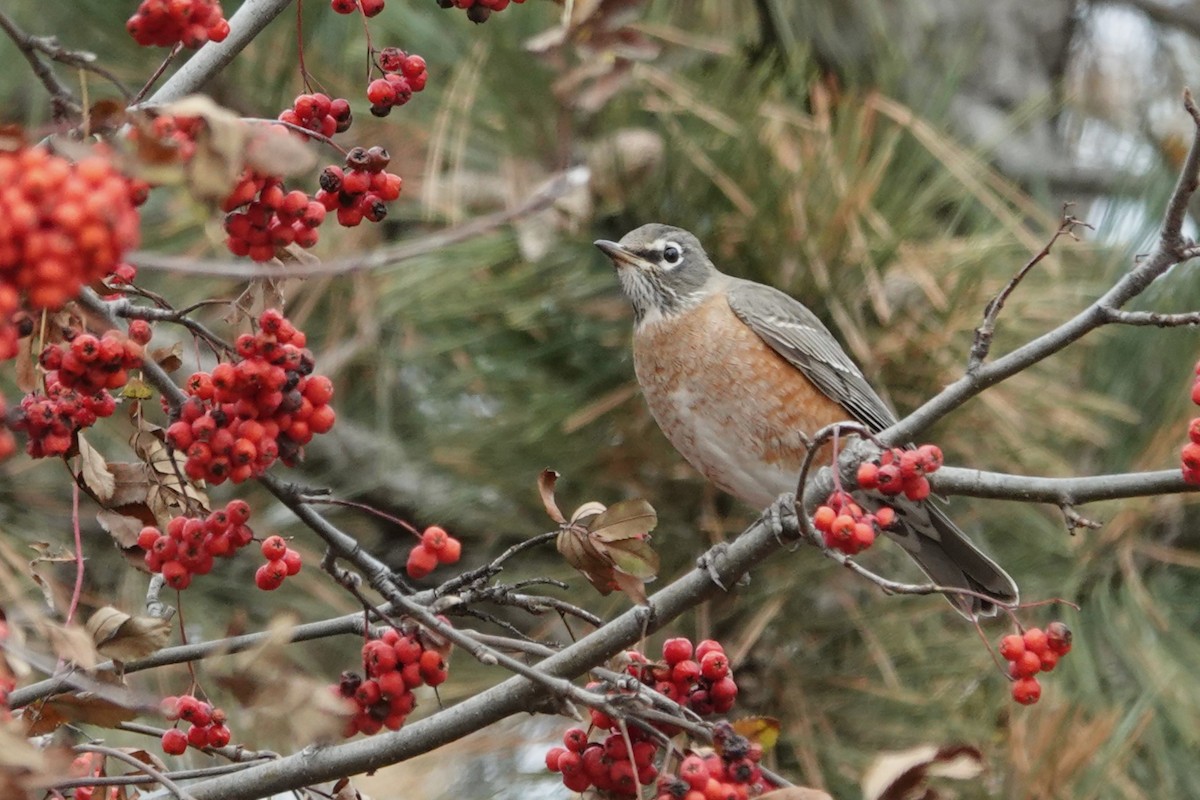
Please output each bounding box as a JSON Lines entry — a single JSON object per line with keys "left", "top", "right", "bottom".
{"left": 662, "top": 243, "right": 682, "bottom": 265}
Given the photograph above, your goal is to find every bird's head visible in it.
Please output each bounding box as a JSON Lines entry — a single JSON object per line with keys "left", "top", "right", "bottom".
{"left": 595, "top": 223, "right": 720, "bottom": 325}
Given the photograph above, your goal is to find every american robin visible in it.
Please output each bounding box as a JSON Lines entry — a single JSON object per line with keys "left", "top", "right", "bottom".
{"left": 595, "top": 223, "right": 1018, "bottom": 617}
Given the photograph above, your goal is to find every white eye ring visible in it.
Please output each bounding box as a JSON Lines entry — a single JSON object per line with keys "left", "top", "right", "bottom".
{"left": 662, "top": 242, "right": 682, "bottom": 265}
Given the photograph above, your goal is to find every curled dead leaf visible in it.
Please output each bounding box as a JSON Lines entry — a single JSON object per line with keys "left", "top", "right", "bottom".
{"left": 23, "top": 690, "right": 139, "bottom": 735}
{"left": 77, "top": 434, "right": 116, "bottom": 504}
{"left": 538, "top": 469, "right": 566, "bottom": 524}
{"left": 86, "top": 606, "right": 171, "bottom": 662}
{"left": 42, "top": 622, "right": 100, "bottom": 670}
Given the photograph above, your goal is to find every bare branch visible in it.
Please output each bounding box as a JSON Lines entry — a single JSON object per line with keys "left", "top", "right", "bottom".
{"left": 73, "top": 743, "right": 196, "bottom": 800}
{"left": 1097, "top": 306, "right": 1200, "bottom": 327}
{"left": 930, "top": 465, "right": 1196, "bottom": 504}
{"left": 0, "top": 7, "right": 80, "bottom": 120}
{"left": 882, "top": 90, "right": 1200, "bottom": 445}
{"left": 967, "top": 208, "right": 1090, "bottom": 371}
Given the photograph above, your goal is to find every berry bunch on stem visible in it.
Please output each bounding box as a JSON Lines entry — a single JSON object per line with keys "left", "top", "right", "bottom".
{"left": 126, "top": 0, "right": 230, "bottom": 48}
{"left": 333, "top": 625, "right": 451, "bottom": 736}
{"left": 655, "top": 726, "right": 770, "bottom": 800}
{"left": 998, "top": 621, "right": 1072, "bottom": 705}
{"left": 278, "top": 93, "right": 353, "bottom": 140}
{"left": 255, "top": 534, "right": 303, "bottom": 590}
{"left": 315, "top": 146, "right": 403, "bottom": 228}
{"left": 811, "top": 490, "right": 895, "bottom": 555}
{"left": 545, "top": 638, "right": 740, "bottom": 798}
{"left": 165, "top": 309, "right": 335, "bottom": 484}
{"left": 222, "top": 172, "right": 328, "bottom": 261}
{"left": 138, "top": 499, "right": 256, "bottom": 590}
{"left": 160, "top": 695, "right": 232, "bottom": 753}
{"left": 368, "top": 48, "right": 428, "bottom": 117}
{"left": 405, "top": 525, "right": 462, "bottom": 579}
{"left": 855, "top": 443, "right": 944, "bottom": 501}
{"left": 0, "top": 146, "right": 142, "bottom": 358}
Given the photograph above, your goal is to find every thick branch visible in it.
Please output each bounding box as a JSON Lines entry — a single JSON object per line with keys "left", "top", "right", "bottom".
{"left": 881, "top": 91, "right": 1200, "bottom": 445}
{"left": 150, "top": 511, "right": 791, "bottom": 799}
{"left": 144, "top": 0, "right": 295, "bottom": 106}
{"left": 930, "top": 466, "right": 1195, "bottom": 504}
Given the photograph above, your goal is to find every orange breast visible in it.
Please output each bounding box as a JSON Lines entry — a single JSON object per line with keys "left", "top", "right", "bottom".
{"left": 632, "top": 292, "right": 848, "bottom": 507}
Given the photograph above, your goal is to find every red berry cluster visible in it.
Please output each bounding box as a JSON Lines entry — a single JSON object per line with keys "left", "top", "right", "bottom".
{"left": 314, "top": 147, "right": 403, "bottom": 228}
{"left": 164, "top": 309, "right": 335, "bottom": 484}
{"left": 278, "top": 93, "right": 353, "bottom": 141}
{"left": 334, "top": 626, "right": 449, "bottom": 736}
{"left": 998, "top": 621, "right": 1072, "bottom": 705}
{"left": 9, "top": 345, "right": 135, "bottom": 455}
{"left": 40, "top": 331, "right": 144, "bottom": 395}
{"left": 368, "top": 49, "right": 428, "bottom": 117}
{"left": 222, "top": 172, "right": 328, "bottom": 262}
{"left": 655, "top": 736, "right": 769, "bottom": 800}
{"left": 126, "top": 0, "right": 230, "bottom": 48}
{"left": 1180, "top": 361, "right": 1200, "bottom": 484}
{"left": 545, "top": 727, "right": 659, "bottom": 796}
{"left": 138, "top": 500, "right": 255, "bottom": 590}
{"left": 811, "top": 490, "right": 896, "bottom": 555}
{"left": 405, "top": 525, "right": 463, "bottom": 579}
{"left": 855, "top": 443, "right": 944, "bottom": 501}
{"left": 434, "top": 0, "right": 526, "bottom": 24}
{"left": 159, "top": 695, "right": 232, "bottom": 754}
{"left": 0, "top": 147, "right": 141, "bottom": 358}
{"left": 255, "top": 534, "right": 303, "bottom": 590}
{"left": 331, "top": 0, "right": 385, "bottom": 15}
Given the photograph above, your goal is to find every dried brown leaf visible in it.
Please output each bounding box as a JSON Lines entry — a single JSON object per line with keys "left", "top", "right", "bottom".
{"left": 77, "top": 434, "right": 116, "bottom": 503}
{"left": 43, "top": 623, "right": 100, "bottom": 669}
{"left": 105, "top": 462, "right": 153, "bottom": 508}
{"left": 14, "top": 336, "right": 35, "bottom": 393}
{"left": 538, "top": 469, "right": 566, "bottom": 524}
{"left": 588, "top": 498, "right": 656, "bottom": 542}
{"left": 87, "top": 606, "right": 171, "bottom": 662}
{"left": 149, "top": 342, "right": 183, "bottom": 373}
{"left": 159, "top": 95, "right": 247, "bottom": 203}
{"left": 96, "top": 509, "right": 150, "bottom": 550}
{"left": 243, "top": 122, "right": 317, "bottom": 178}
{"left": 24, "top": 691, "right": 139, "bottom": 735}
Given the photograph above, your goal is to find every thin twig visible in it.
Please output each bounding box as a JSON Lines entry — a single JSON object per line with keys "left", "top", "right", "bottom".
{"left": 0, "top": 7, "right": 80, "bottom": 119}
{"left": 1097, "top": 306, "right": 1200, "bottom": 327}
{"left": 967, "top": 206, "right": 1091, "bottom": 372}
{"left": 74, "top": 743, "right": 197, "bottom": 800}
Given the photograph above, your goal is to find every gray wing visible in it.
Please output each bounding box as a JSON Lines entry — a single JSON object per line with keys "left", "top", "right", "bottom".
{"left": 726, "top": 279, "right": 897, "bottom": 432}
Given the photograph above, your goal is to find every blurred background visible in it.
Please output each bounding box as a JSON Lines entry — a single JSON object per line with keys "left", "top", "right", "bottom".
{"left": 4, "top": 0, "right": 1200, "bottom": 798}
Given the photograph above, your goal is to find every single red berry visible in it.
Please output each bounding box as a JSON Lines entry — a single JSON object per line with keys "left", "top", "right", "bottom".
{"left": 694, "top": 639, "right": 724, "bottom": 661}
{"left": 1011, "top": 650, "right": 1043, "bottom": 679}
{"left": 1046, "top": 621, "right": 1073, "bottom": 655}
{"left": 435, "top": 536, "right": 461, "bottom": 564}
{"left": 545, "top": 746, "right": 567, "bottom": 772}
{"left": 1023, "top": 627, "right": 1049, "bottom": 655}
{"left": 137, "top": 526, "right": 161, "bottom": 550}
{"left": 563, "top": 727, "right": 589, "bottom": 753}
{"left": 421, "top": 525, "right": 449, "bottom": 552}
{"left": 366, "top": 78, "right": 397, "bottom": 107}
{"left": 207, "top": 724, "right": 231, "bottom": 747}
{"left": 255, "top": 561, "right": 286, "bottom": 590}
{"left": 679, "top": 755, "right": 710, "bottom": 790}
{"left": 1011, "top": 677, "right": 1041, "bottom": 705}
{"left": 128, "top": 319, "right": 153, "bottom": 345}
{"left": 406, "top": 544, "right": 439, "bottom": 579}
{"left": 662, "top": 637, "right": 693, "bottom": 665}
{"left": 260, "top": 535, "right": 288, "bottom": 561}
{"left": 998, "top": 634, "right": 1025, "bottom": 661}
{"left": 812, "top": 505, "right": 836, "bottom": 532}
{"left": 282, "top": 548, "right": 303, "bottom": 575}
{"left": 161, "top": 727, "right": 188, "bottom": 755}
{"left": 1039, "top": 650, "right": 1059, "bottom": 672}
{"left": 856, "top": 461, "right": 879, "bottom": 489}
{"left": 700, "top": 650, "right": 730, "bottom": 681}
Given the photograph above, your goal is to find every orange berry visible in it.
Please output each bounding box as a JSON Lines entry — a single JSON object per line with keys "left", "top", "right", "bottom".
{"left": 1011, "top": 677, "right": 1041, "bottom": 705}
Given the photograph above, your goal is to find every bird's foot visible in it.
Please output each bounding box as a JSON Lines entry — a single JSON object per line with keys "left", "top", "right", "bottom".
{"left": 764, "top": 493, "right": 803, "bottom": 545}
{"left": 696, "top": 542, "right": 732, "bottom": 591}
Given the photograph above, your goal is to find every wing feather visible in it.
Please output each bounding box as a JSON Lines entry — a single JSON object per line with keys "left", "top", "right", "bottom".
{"left": 726, "top": 280, "right": 896, "bottom": 432}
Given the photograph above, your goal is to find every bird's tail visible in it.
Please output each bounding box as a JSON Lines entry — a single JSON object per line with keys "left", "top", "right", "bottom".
{"left": 894, "top": 504, "right": 1018, "bottom": 618}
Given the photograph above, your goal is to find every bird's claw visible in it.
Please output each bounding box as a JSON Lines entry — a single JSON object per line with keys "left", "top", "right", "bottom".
{"left": 697, "top": 542, "right": 731, "bottom": 591}
{"left": 765, "top": 493, "right": 802, "bottom": 545}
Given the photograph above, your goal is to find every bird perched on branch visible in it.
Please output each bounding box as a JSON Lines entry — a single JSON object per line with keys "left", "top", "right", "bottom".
{"left": 595, "top": 223, "right": 1017, "bottom": 617}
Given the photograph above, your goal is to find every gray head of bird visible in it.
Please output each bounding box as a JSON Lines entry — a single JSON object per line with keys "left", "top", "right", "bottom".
{"left": 594, "top": 223, "right": 721, "bottom": 325}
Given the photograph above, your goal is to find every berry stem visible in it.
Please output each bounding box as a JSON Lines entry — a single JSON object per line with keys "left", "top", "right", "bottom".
{"left": 65, "top": 479, "right": 85, "bottom": 626}
{"left": 131, "top": 42, "right": 183, "bottom": 106}
{"left": 298, "top": 495, "right": 422, "bottom": 538}
{"left": 294, "top": 0, "right": 314, "bottom": 93}
{"left": 245, "top": 117, "right": 348, "bottom": 155}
